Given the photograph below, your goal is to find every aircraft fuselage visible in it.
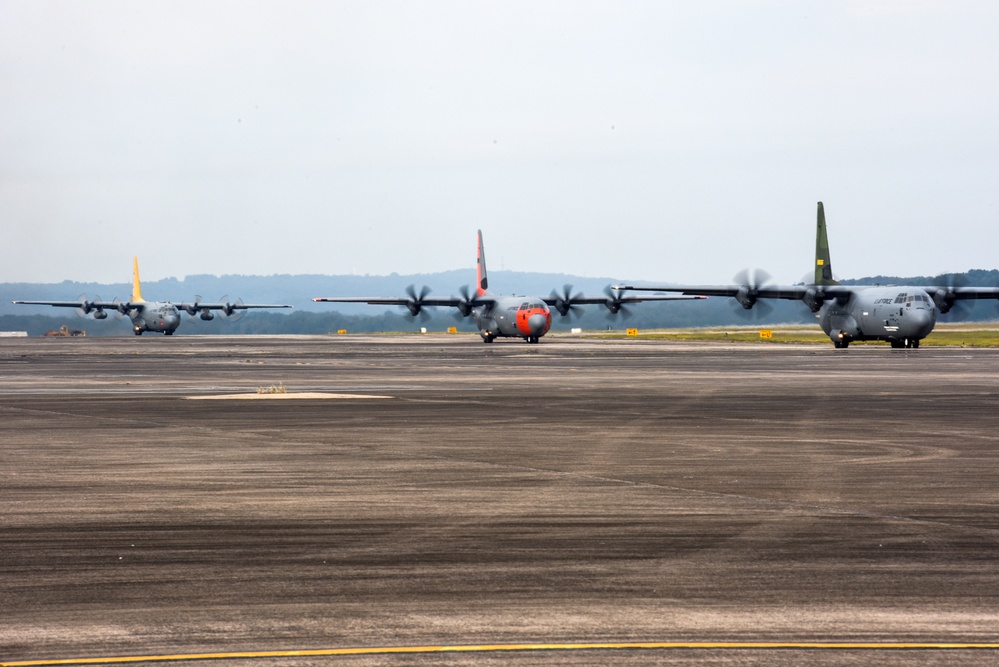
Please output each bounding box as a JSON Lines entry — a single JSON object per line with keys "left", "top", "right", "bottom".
{"left": 128, "top": 302, "right": 183, "bottom": 335}
{"left": 472, "top": 296, "right": 552, "bottom": 344}
{"left": 817, "top": 286, "right": 936, "bottom": 348}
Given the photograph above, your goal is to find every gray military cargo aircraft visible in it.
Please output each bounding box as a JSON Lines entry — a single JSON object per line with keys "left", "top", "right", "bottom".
{"left": 314, "top": 230, "right": 703, "bottom": 343}
{"left": 614, "top": 202, "right": 999, "bottom": 348}
{"left": 14, "top": 257, "right": 292, "bottom": 335}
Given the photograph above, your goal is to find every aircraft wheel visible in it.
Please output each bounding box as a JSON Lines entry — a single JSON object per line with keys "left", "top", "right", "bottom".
{"left": 164, "top": 331, "right": 173, "bottom": 336}
{"left": 834, "top": 340, "right": 848, "bottom": 349}
{"left": 134, "top": 330, "right": 143, "bottom": 336}
{"left": 912, "top": 339, "right": 920, "bottom": 349}
{"left": 890, "top": 340, "right": 903, "bottom": 349}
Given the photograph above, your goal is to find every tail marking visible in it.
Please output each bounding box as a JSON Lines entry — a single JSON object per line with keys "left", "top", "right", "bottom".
{"left": 814, "top": 202, "right": 839, "bottom": 286}
{"left": 132, "top": 256, "right": 146, "bottom": 303}
{"left": 476, "top": 230, "right": 489, "bottom": 296}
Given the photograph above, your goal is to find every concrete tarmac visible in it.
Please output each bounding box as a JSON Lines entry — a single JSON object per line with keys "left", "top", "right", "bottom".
{"left": 2, "top": 334, "right": 999, "bottom": 666}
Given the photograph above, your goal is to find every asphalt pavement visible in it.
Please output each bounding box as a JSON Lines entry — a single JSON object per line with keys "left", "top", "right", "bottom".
{"left": 2, "top": 334, "right": 998, "bottom": 665}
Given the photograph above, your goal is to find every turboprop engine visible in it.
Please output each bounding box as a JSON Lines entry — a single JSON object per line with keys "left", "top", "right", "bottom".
{"left": 803, "top": 287, "right": 826, "bottom": 313}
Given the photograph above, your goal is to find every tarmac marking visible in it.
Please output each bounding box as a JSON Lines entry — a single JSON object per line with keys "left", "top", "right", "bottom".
{"left": 5, "top": 642, "right": 999, "bottom": 666}
{"left": 184, "top": 392, "right": 392, "bottom": 400}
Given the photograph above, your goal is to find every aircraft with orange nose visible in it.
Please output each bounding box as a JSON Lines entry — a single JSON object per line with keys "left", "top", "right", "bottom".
{"left": 313, "top": 230, "right": 702, "bottom": 343}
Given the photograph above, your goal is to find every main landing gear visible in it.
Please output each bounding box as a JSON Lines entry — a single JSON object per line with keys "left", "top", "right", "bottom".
{"left": 479, "top": 332, "right": 541, "bottom": 344}
{"left": 890, "top": 338, "right": 919, "bottom": 349}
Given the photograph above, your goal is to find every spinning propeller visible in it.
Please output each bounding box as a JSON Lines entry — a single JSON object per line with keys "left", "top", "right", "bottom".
{"left": 404, "top": 285, "right": 432, "bottom": 321}
{"left": 549, "top": 284, "right": 584, "bottom": 318}
{"left": 218, "top": 296, "right": 245, "bottom": 322}
{"left": 183, "top": 296, "right": 205, "bottom": 321}
{"left": 731, "top": 268, "right": 774, "bottom": 320}
{"left": 111, "top": 297, "right": 127, "bottom": 319}
{"left": 76, "top": 294, "right": 109, "bottom": 320}
{"left": 602, "top": 285, "right": 633, "bottom": 319}
{"left": 453, "top": 285, "right": 477, "bottom": 319}
{"left": 932, "top": 275, "right": 972, "bottom": 320}
{"left": 75, "top": 294, "right": 94, "bottom": 318}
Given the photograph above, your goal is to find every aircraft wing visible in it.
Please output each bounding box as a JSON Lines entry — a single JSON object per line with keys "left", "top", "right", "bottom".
{"left": 627, "top": 285, "right": 999, "bottom": 302}
{"left": 542, "top": 294, "right": 706, "bottom": 306}
{"left": 176, "top": 302, "right": 292, "bottom": 311}
{"left": 920, "top": 286, "right": 999, "bottom": 301}
{"left": 14, "top": 300, "right": 98, "bottom": 308}
{"left": 312, "top": 296, "right": 497, "bottom": 308}
{"left": 610, "top": 284, "right": 812, "bottom": 300}
{"left": 13, "top": 299, "right": 141, "bottom": 312}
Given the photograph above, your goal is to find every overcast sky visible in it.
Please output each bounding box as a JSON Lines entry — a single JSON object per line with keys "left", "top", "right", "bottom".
{"left": 2, "top": 1, "right": 997, "bottom": 287}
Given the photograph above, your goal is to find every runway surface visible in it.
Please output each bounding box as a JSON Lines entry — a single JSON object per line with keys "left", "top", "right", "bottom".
{"left": 2, "top": 334, "right": 999, "bottom": 665}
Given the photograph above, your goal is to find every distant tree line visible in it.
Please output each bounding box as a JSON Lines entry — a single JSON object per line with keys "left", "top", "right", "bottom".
{"left": 5, "top": 297, "right": 996, "bottom": 337}
{"left": 4, "top": 269, "right": 997, "bottom": 336}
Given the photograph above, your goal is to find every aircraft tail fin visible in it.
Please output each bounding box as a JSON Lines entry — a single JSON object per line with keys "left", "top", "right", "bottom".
{"left": 814, "top": 202, "right": 838, "bottom": 286}
{"left": 131, "top": 256, "right": 146, "bottom": 303}
{"left": 476, "top": 229, "right": 489, "bottom": 296}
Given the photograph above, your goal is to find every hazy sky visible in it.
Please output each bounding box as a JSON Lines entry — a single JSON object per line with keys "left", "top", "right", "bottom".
{"left": 3, "top": 1, "right": 997, "bottom": 286}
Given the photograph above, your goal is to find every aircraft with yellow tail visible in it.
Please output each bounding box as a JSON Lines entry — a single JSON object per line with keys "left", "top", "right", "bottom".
{"left": 13, "top": 257, "right": 291, "bottom": 335}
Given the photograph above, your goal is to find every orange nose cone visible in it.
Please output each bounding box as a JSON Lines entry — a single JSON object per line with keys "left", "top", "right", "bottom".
{"left": 517, "top": 308, "right": 551, "bottom": 337}
{"left": 528, "top": 313, "right": 549, "bottom": 335}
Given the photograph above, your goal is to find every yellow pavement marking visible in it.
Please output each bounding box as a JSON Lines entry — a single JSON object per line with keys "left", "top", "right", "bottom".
{"left": 184, "top": 393, "right": 391, "bottom": 400}
{"left": 5, "top": 642, "right": 999, "bottom": 666}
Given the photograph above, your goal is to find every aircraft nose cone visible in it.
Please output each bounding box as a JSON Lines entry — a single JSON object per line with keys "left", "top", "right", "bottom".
{"left": 911, "top": 308, "right": 934, "bottom": 336}
{"left": 528, "top": 313, "right": 548, "bottom": 336}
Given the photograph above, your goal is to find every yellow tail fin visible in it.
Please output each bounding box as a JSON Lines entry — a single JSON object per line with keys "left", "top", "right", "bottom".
{"left": 131, "top": 256, "right": 145, "bottom": 303}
